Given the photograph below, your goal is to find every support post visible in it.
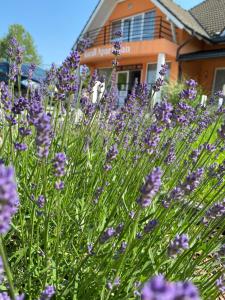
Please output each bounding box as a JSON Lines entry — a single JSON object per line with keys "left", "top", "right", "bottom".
{"left": 153, "top": 52, "right": 166, "bottom": 105}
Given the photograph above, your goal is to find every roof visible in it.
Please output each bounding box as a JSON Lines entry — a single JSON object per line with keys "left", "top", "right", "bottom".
{"left": 178, "top": 48, "right": 225, "bottom": 61}
{"left": 190, "top": 0, "right": 225, "bottom": 37}
{"left": 157, "top": 0, "right": 209, "bottom": 38}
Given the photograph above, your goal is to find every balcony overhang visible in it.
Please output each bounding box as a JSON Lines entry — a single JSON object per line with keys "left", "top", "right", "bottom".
{"left": 80, "top": 39, "right": 178, "bottom": 65}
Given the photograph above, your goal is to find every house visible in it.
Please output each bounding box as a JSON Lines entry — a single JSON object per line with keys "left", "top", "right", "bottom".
{"left": 75, "top": 0, "right": 225, "bottom": 105}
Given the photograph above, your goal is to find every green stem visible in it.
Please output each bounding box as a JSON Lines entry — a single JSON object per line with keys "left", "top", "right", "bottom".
{"left": 0, "top": 237, "right": 16, "bottom": 300}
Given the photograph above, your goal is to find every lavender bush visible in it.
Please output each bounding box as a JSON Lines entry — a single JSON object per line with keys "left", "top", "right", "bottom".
{"left": 0, "top": 37, "right": 224, "bottom": 299}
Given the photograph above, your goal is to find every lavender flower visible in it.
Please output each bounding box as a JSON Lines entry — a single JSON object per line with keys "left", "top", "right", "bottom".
{"left": 137, "top": 167, "right": 162, "bottom": 208}
{"left": 19, "top": 127, "right": 32, "bottom": 137}
{"left": 118, "top": 241, "right": 127, "bottom": 254}
{"left": 115, "top": 223, "right": 124, "bottom": 235}
{"left": 77, "top": 37, "right": 93, "bottom": 53}
{"left": 87, "top": 243, "right": 94, "bottom": 255}
{"left": 174, "top": 281, "right": 200, "bottom": 299}
{"left": 164, "top": 145, "right": 176, "bottom": 165}
{"left": 35, "top": 113, "right": 52, "bottom": 158}
{"left": 144, "top": 220, "right": 158, "bottom": 234}
{"left": 205, "top": 199, "right": 225, "bottom": 220}
{"left": 112, "top": 40, "right": 122, "bottom": 56}
{"left": 39, "top": 286, "right": 55, "bottom": 300}
{"left": 107, "top": 277, "right": 121, "bottom": 290}
{"left": 168, "top": 234, "right": 189, "bottom": 257}
{"left": 104, "top": 144, "right": 118, "bottom": 170}
{"left": 152, "top": 64, "right": 168, "bottom": 93}
{"left": 216, "top": 275, "right": 225, "bottom": 293}
{"left": 27, "top": 90, "right": 44, "bottom": 125}
{"left": 14, "top": 142, "right": 27, "bottom": 151}
{"left": 0, "top": 164, "right": 19, "bottom": 233}
{"left": 0, "top": 82, "right": 12, "bottom": 113}
{"left": 0, "top": 257, "right": 4, "bottom": 283}
{"left": 189, "top": 149, "right": 201, "bottom": 162}
{"left": 28, "top": 63, "right": 36, "bottom": 81}
{"left": 141, "top": 275, "right": 200, "bottom": 300}
{"left": 37, "top": 195, "right": 45, "bottom": 209}
{"left": 180, "top": 79, "right": 197, "bottom": 101}
{"left": 55, "top": 181, "right": 64, "bottom": 191}
{"left": 8, "top": 37, "right": 24, "bottom": 66}
{"left": 100, "top": 227, "right": 116, "bottom": 243}
{"left": 182, "top": 169, "right": 204, "bottom": 194}
{"left": 52, "top": 153, "right": 67, "bottom": 177}
{"left": 154, "top": 101, "right": 173, "bottom": 125}
{"left": 141, "top": 275, "right": 175, "bottom": 300}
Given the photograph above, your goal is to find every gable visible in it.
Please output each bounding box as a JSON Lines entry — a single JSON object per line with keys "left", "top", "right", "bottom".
{"left": 75, "top": 0, "right": 212, "bottom": 49}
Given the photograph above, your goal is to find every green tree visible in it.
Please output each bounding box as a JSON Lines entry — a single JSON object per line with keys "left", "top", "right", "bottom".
{"left": 0, "top": 24, "right": 42, "bottom": 65}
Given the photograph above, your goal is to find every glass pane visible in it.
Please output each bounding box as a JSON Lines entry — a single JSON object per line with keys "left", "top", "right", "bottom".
{"left": 147, "top": 64, "right": 157, "bottom": 86}
{"left": 123, "top": 19, "right": 131, "bottom": 42}
{"left": 111, "top": 20, "right": 122, "bottom": 41}
{"left": 143, "top": 11, "right": 155, "bottom": 40}
{"left": 147, "top": 63, "right": 171, "bottom": 87}
{"left": 98, "top": 68, "right": 112, "bottom": 84}
{"left": 131, "top": 15, "right": 143, "bottom": 41}
{"left": 213, "top": 69, "right": 225, "bottom": 94}
{"left": 117, "top": 73, "right": 128, "bottom": 91}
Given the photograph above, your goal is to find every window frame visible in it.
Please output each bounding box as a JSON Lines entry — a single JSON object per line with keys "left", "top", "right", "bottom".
{"left": 212, "top": 67, "right": 225, "bottom": 95}
{"left": 146, "top": 62, "right": 171, "bottom": 87}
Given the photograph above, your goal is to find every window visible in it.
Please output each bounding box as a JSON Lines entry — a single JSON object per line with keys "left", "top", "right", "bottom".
{"left": 111, "top": 20, "right": 122, "bottom": 40}
{"left": 111, "top": 10, "right": 155, "bottom": 43}
{"left": 123, "top": 19, "right": 131, "bottom": 42}
{"left": 131, "top": 15, "right": 143, "bottom": 41}
{"left": 98, "top": 68, "right": 112, "bottom": 82}
{"left": 147, "top": 63, "right": 171, "bottom": 87}
{"left": 213, "top": 68, "right": 225, "bottom": 95}
{"left": 143, "top": 11, "right": 155, "bottom": 40}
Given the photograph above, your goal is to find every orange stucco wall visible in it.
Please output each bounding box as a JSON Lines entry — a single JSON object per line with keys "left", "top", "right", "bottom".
{"left": 80, "top": 0, "right": 225, "bottom": 93}
{"left": 182, "top": 57, "right": 225, "bottom": 93}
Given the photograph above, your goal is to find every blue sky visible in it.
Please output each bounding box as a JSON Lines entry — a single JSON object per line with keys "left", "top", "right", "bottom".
{"left": 0, "top": 0, "right": 202, "bottom": 67}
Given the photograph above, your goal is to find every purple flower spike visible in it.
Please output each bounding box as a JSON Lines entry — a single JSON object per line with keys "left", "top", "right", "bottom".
{"left": 141, "top": 275, "right": 200, "bottom": 300}
{"left": 182, "top": 169, "right": 204, "bottom": 194}
{"left": 0, "top": 164, "right": 19, "bottom": 233}
{"left": 168, "top": 234, "right": 189, "bottom": 257}
{"left": 137, "top": 168, "right": 162, "bottom": 208}
{"left": 37, "top": 195, "right": 45, "bottom": 209}
{"left": 14, "top": 142, "right": 27, "bottom": 152}
{"left": 141, "top": 275, "right": 175, "bottom": 300}
{"left": 39, "top": 286, "right": 55, "bottom": 300}
{"left": 106, "top": 144, "right": 118, "bottom": 162}
{"left": 55, "top": 181, "right": 65, "bottom": 190}
{"left": 216, "top": 275, "right": 225, "bottom": 293}
{"left": 19, "top": 127, "right": 32, "bottom": 137}
{"left": 52, "top": 153, "right": 67, "bottom": 177}
{"left": 35, "top": 113, "right": 52, "bottom": 158}
{"left": 100, "top": 227, "right": 116, "bottom": 243}
{"left": 144, "top": 220, "right": 158, "bottom": 234}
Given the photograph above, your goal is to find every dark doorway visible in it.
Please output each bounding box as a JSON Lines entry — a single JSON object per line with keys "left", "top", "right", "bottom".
{"left": 128, "top": 70, "right": 141, "bottom": 93}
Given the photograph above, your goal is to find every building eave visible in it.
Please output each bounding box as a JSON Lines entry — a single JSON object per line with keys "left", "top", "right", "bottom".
{"left": 178, "top": 48, "right": 225, "bottom": 62}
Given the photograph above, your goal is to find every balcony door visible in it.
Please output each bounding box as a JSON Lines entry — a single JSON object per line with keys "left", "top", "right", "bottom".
{"left": 117, "top": 71, "right": 129, "bottom": 107}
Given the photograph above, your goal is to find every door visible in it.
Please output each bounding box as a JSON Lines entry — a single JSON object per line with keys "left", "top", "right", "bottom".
{"left": 129, "top": 70, "right": 141, "bottom": 93}
{"left": 117, "top": 71, "right": 129, "bottom": 107}
{"left": 213, "top": 68, "right": 225, "bottom": 95}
